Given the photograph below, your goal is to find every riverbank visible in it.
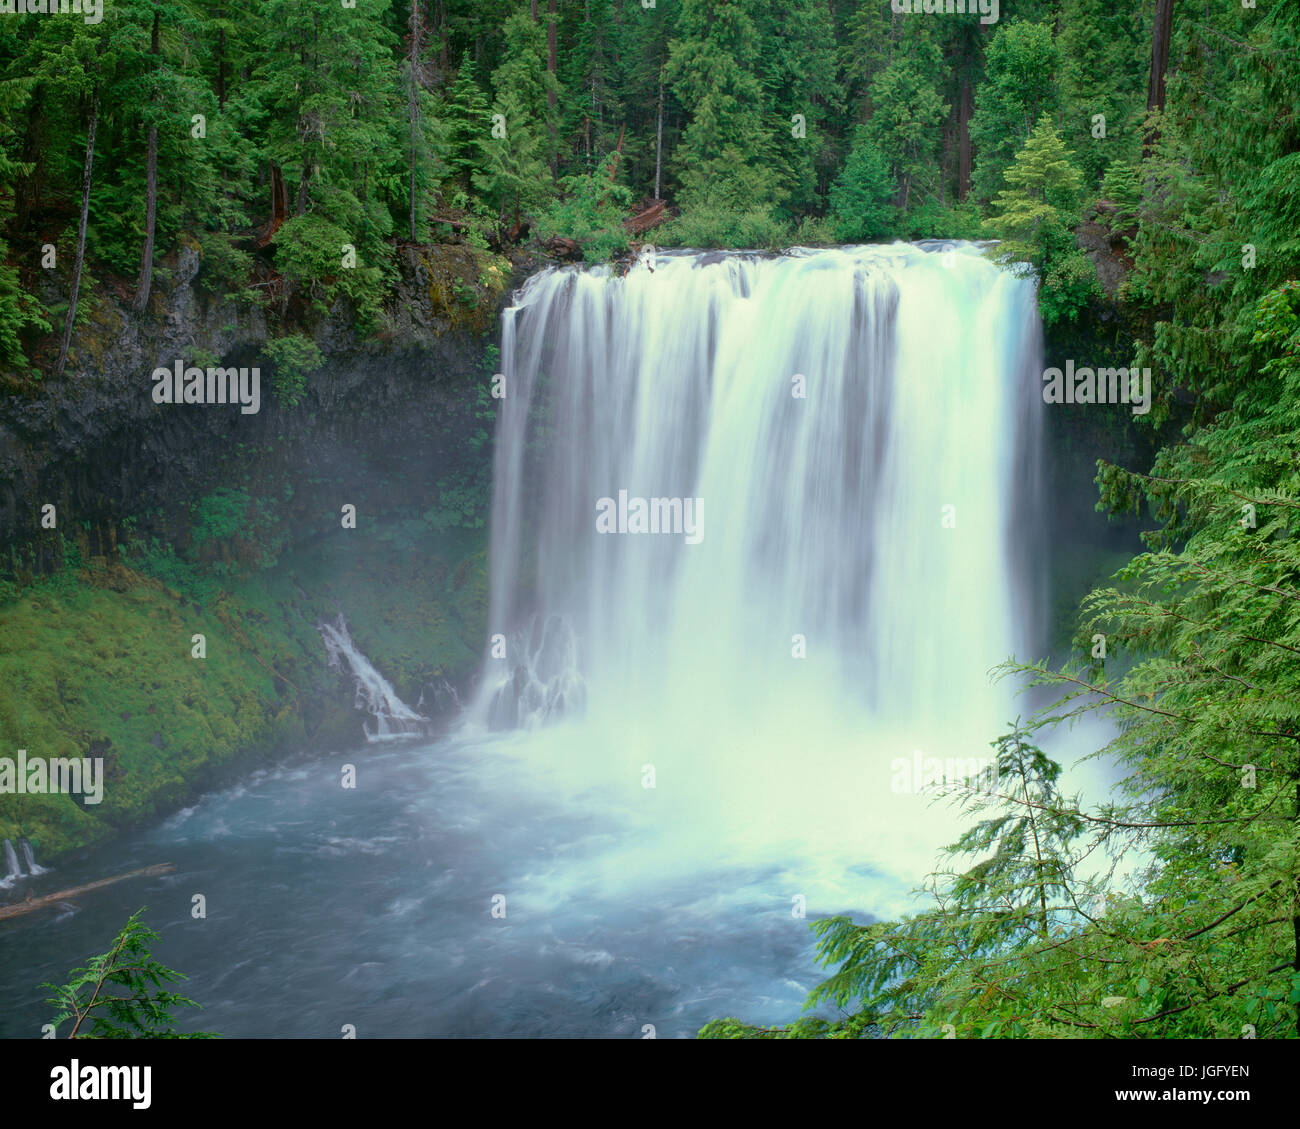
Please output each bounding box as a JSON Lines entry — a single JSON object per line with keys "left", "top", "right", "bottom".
{"left": 0, "top": 523, "right": 486, "bottom": 862}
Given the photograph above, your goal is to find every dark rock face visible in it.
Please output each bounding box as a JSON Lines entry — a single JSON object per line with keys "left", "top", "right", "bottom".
{"left": 1075, "top": 205, "right": 1136, "bottom": 299}
{"left": 0, "top": 245, "right": 521, "bottom": 565}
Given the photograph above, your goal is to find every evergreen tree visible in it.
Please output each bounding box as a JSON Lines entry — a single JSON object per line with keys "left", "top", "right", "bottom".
{"left": 988, "top": 114, "right": 1097, "bottom": 327}
{"left": 253, "top": 0, "right": 399, "bottom": 316}
{"left": 0, "top": 77, "right": 48, "bottom": 371}
{"left": 968, "top": 20, "right": 1060, "bottom": 204}
{"left": 1057, "top": 0, "right": 1148, "bottom": 187}
{"left": 443, "top": 50, "right": 492, "bottom": 193}
{"left": 254, "top": 0, "right": 399, "bottom": 241}
{"left": 478, "top": 11, "right": 557, "bottom": 226}
{"left": 862, "top": 49, "right": 948, "bottom": 213}
{"left": 829, "top": 125, "right": 894, "bottom": 243}
{"left": 664, "top": 0, "right": 777, "bottom": 213}
{"left": 755, "top": 0, "right": 840, "bottom": 215}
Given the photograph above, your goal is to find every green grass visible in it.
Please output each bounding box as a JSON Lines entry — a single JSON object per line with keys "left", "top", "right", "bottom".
{"left": 0, "top": 524, "right": 487, "bottom": 862}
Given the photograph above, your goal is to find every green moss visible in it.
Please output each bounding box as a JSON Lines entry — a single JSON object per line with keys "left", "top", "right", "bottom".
{"left": 0, "top": 525, "right": 488, "bottom": 862}
{"left": 420, "top": 244, "right": 510, "bottom": 335}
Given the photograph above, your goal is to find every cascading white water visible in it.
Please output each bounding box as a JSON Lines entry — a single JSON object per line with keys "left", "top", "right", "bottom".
{"left": 1, "top": 838, "right": 21, "bottom": 888}
{"left": 474, "top": 243, "right": 1044, "bottom": 879}
{"left": 19, "top": 838, "right": 47, "bottom": 876}
{"left": 319, "top": 616, "right": 427, "bottom": 742}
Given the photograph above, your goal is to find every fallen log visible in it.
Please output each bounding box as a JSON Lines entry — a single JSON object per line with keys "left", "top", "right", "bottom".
{"left": 625, "top": 200, "right": 667, "bottom": 236}
{"left": 541, "top": 235, "right": 582, "bottom": 260}
{"left": 0, "top": 863, "right": 176, "bottom": 922}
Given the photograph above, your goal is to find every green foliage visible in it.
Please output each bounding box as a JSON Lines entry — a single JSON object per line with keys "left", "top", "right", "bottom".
{"left": 0, "top": 0, "right": 1224, "bottom": 334}
{"left": 422, "top": 470, "right": 487, "bottom": 533}
{"left": 262, "top": 333, "right": 324, "bottom": 407}
{"left": 189, "top": 488, "right": 286, "bottom": 577}
{"left": 970, "top": 21, "right": 1061, "bottom": 204}
{"left": 665, "top": 0, "right": 779, "bottom": 213}
{"left": 43, "top": 910, "right": 215, "bottom": 1038}
{"left": 989, "top": 115, "right": 1085, "bottom": 251}
{"left": 862, "top": 48, "right": 948, "bottom": 214}
{"left": 197, "top": 232, "right": 256, "bottom": 302}
{"left": 535, "top": 156, "right": 632, "bottom": 261}
{"left": 442, "top": 51, "right": 492, "bottom": 191}
{"left": 1040, "top": 247, "right": 1102, "bottom": 328}
{"left": 252, "top": 0, "right": 398, "bottom": 266}
{"left": 988, "top": 115, "right": 1097, "bottom": 327}
{"left": 829, "top": 126, "right": 895, "bottom": 243}
{"left": 0, "top": 76, "right": 48, "bottom": 371}
{"left": 660, "top": 204, "right": 790, "bottom": 252}
{"left": 1099, "top": 160, "right": 1141, "bottom": 230}
{"left": 272, "top": 216, "right": 386, "bottom": 328}
{"left": 1057, "top": 0, "right": 1148, "bottom": 186}
{"left": 476, "top": 12, "right": 557, "bottom": 226}
{"left": 118, "top": 535, "right": 220, "bottom": 603}
{"left": 896, "top": 199, "right": 986, "bottom": 242}
{"left": 755, "top": 0, "right": 841, "bottom": 216}
{"left": 1120, "top": 2, "right": 1300, "bottom": 433}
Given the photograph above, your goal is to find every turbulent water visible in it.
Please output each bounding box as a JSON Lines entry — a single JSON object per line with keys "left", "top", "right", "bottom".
{"left": 0, "top": 243, "right": 1075, "bottom": 1038}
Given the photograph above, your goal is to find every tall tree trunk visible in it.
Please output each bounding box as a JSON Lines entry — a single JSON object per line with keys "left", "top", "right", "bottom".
{"left": 435, "top": 0, "right": 448, "bottom": 69}
{"left": 267, "top": 163, "right": 288, "bottom": 237}
{"left": 217, "top": 26, "right": 227, "bottom": 111}
{"left": 132, "top": 124, "right": 158, "bottom": 311}
{"left": 546, "top": 0, "right": 558, "bottom": 176}
{"left": 408, "top": 0, "right": 424, "bottom": 242}
{"left": 1145, "top": 0, "right": 1174, "bottom": 154}
{"left": 547, "top": 0, "right": 557, "bottom": 105}
{"left": 654, "top": 73, "right": 663, "bottom": 201}
{"left": 133, "top": 8, "right": 162, "bottom": 313}
{"left": 56, "top": 90, "right": 98, "bottom": 378}
{"left": 215, "top": 4, "right": 227, "bottom": 110}
{"left": 957, "top": 74, "right": 972, "bottom": 202}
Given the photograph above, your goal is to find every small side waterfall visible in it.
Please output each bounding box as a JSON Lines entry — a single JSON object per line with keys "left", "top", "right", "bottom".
{"left": 319, "top": 616, "right": 427, "bottom": 742}
{"left": 1, "top": 838, "right": 22, "bottom": 889}
{"left": 417, "top": 678, "right": 465, "bottom": 719}
{"left": 20, "top": 838, "right": 48, "bottom": 876}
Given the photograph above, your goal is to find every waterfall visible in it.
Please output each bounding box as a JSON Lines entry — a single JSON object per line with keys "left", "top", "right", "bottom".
{"left": 417, "top": 678, "right": 465, "bottom": 719}
{"left": 1, "top": 838, "right": 21, "bottom": 888}
{"left": 475, "top": 242, "right": 1044, "bottom": 862}
{"left": 19, "top": 838, "right": 48, "bottom": 876}
{"left": 319, "top": 616, "right": 427, "bottom": 742}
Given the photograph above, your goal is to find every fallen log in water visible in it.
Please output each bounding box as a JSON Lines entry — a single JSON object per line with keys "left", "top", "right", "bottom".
{"left": 0, "top": 864, "right": 176, "bottom": 922}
